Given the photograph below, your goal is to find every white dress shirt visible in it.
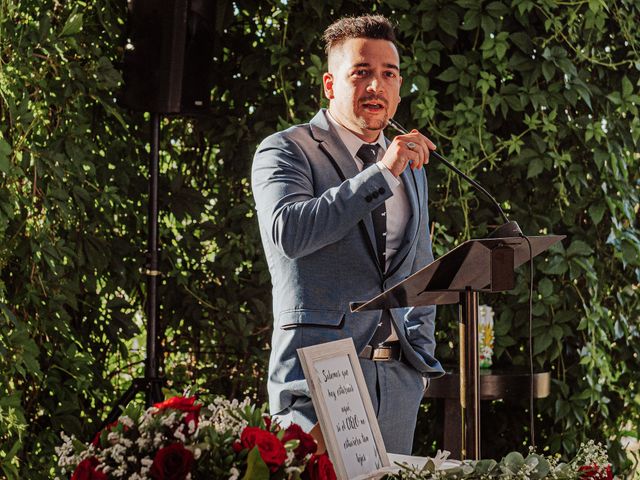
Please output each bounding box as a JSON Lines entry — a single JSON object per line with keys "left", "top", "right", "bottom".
{"left": 326, "top": 111, "right": 411, "bottom": 271}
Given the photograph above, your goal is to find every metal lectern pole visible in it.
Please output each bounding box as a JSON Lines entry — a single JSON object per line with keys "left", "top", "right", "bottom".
{"left": 459, "top": 287, "right": 481, "bottom": 460}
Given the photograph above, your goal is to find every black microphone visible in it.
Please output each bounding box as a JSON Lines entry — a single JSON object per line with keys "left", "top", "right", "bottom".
{"left": 386, "top": 118, "right": 522, "bottom": 238}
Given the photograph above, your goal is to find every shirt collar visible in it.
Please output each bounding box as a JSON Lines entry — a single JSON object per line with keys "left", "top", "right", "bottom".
{"left": 326, "top": 110, "right": 386, "bottom": 160}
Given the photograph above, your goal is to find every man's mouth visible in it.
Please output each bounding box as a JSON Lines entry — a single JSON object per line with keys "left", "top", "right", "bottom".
{"left": 361, "top": 100, "right": 386, "bottom": 112}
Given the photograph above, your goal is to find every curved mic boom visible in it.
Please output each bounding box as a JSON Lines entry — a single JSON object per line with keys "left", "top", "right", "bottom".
{"left": 386, "top": 117, "right": 522, "bottom": 238}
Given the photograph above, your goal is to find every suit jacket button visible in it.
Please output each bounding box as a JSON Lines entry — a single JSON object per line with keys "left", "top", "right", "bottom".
{"left": 378, "top": 187, "right": 386, "bottom": 194}
{"left": 372, "top": 191, "right": 379, "bottom": 199}
{"left": 365, "top": 195, "right": 372, "bottom": 202}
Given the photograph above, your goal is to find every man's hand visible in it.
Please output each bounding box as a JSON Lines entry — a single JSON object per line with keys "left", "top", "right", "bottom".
{"left": 381, "top": 129, "right": 437, "bottom": 177}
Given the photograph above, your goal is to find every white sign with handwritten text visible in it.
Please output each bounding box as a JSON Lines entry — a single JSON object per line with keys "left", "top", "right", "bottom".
{"left": 298, "top": 338, "right": 390, "bottom": 480}
{"left": 314, "top": 354, "right": 381, "bottom": 476}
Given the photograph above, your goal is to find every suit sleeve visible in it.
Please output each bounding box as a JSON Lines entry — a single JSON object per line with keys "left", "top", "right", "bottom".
{"left": 251, "top": 132, "right": 392, "bottom": 259}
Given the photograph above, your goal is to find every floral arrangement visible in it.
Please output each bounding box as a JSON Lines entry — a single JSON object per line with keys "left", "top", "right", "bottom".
{"left": 389, "top": 440, "right": 612, "bottom": 480}
{"left": 55, "top": 395, "right": 612, "bottom": 480}
{"left": 55, "top": 395, "right": 336, "bottom": 480}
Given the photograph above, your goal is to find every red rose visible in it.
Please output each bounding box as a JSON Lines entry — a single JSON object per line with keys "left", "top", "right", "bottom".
{"left": 154, "top": 396, "right": 201, "bottom": 428}
{"left": 282, "top": 423, "right": 318, "bottom": 459}
{"left": 91, "top": 420, "right": 121, "bottom": 448}
{"left": 150, "top": 443, "right": 194, "bottom": 480}
{"left": 303, "top": 453, "right": 337, "bottom": 480}
{"left": 239, "top": 426, "right": 287, "bottom": 472}
{"left": 154, "top": 396, "right": 201, "bottom": 414}
{"left": 262, "top": 415, "right": 273, "bottom": 431}
{"left": 71, "top": 457, "right": 107, "bottom": 480}
{"left": 262, "top": 415, "right": 282, "bottom": 433}
{"left": 579, "top": 464, "right": 613, "bottom": 480}
{"left": 232, "top": 441, "right": 243, "bottom": 453}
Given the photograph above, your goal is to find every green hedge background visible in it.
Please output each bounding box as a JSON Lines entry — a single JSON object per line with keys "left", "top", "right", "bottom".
{"left": 1, "top": 0, "right": 639, "bottom": 478}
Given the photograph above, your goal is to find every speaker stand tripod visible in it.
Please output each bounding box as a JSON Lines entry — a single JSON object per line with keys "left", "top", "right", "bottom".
{"left": 95, "top": 113, "right": 165, "bottom": 434}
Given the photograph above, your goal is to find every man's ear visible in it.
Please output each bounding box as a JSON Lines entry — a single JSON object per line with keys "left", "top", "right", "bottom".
{"left": 323, "top": 72, "right": 334, "bottom": 100}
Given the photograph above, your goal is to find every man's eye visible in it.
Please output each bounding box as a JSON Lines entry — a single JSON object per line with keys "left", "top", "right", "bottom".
{"left": 354, "top": 70, "right": 368, "bottom": 76}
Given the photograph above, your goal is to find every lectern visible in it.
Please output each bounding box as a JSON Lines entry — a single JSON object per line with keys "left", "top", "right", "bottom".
{"left": 351, "top": 234, "right": 564, "bottom": 460}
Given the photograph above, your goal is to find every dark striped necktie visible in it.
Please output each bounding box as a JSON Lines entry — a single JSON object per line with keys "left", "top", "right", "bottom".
{"left": 356, "top": 143, "right": 392, "bottom": 346}
{"left": 356, "top": 143, "right": 386, "bottom": 272}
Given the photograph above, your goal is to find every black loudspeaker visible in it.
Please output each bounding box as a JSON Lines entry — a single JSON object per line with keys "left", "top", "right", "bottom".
{"left": 120, "top": 0, "right": 215, "bottom": 114}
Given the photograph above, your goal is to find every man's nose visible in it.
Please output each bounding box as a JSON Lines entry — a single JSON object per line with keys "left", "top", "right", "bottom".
{"left": 367, "top": 75, "right": 384, "bottom": 94}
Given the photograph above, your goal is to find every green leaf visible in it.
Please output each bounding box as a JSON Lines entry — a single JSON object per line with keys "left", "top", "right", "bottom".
{"left": 486, "top": 1, "right": 509, "bottom": 16}
{"left": 621, "top": 75, "right": 633, "bottom": 97}
{"left": 450, "top": 54, "right": 468, "bottom": 69}
{"left": 593, "top": 148, "right": 608, "bottom": 170}
{"left": 436, "top": 67, "right": 459, "bottom": 82}
{"left": 527, "top": 454, "right": 551, "bottom": 479}
{"left": 0, "top": 137, "right": 11, "bottom": 173}
{"left": 60, "top": 11, "right": 83, "bottom": 37}
{"left": 495, "top": 43, "right": 507, "bottom": 60}
{"left": 567, "top": 240, "right": 594, "bottom": 257}
{"left": 534, "top": 333, "right": 553, "bottom": 355}
{"left": 527, "top": 157, "right": 544, "bottom": 178}
{"left": 541, "top": 62, "right": 555, "bottom": 82}
{"left": 503, "top": 451, "right": 525, "bottom": 472}
{"left": 607, "top": 91, "right": 622, "bottom": 105}
{"left": 550, "top": 324, "right": 564, "bottom": 340}
{"left": 588, "top": 203, "right": 606, "bottom": 225}
{"left": 243, "top": 446, "right": 270, "bottom": 480}
{"left": 437, "top": 7, "right": 460, "bottom": 37}
{"left": 588, "top": 0, "right": 601, "bottom": 12}
{"left": 621, "top": 239, "right": 640, "bottom": 266}
{"left": 475, "top": 459, "right": 498, "bottom": 474}
{"left": 575, "top": 85, "right": 593, "bottom": 110}
{"left": 538, "top": 277, "right": 553, "bottom": 297}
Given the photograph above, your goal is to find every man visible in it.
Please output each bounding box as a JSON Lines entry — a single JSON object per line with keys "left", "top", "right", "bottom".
{"left": 251, "top": 14, "right": 444, "bottom": 454}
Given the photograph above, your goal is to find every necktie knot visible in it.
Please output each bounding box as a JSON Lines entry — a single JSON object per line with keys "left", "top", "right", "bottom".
{"left": 356, "top": 143, "right": 380, "bottom": 166}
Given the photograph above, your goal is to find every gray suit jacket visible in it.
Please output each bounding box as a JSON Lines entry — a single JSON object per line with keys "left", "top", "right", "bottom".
{"left": 251, "top": 109, "right": 444, "bottom": 417}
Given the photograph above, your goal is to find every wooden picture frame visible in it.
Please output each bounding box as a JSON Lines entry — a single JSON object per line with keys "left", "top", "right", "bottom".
{"left": 298, "top": 338, "right": 391, "bottom": 480}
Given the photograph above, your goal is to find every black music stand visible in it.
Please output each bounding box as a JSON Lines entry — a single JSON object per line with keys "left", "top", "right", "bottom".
{"left": 351, "top": 234, "right": 564, "bottom": 460}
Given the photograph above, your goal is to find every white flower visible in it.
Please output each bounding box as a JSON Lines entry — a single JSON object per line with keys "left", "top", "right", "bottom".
{"left": 174, "top": 429, "right": 187, "bottom": 443}
{"left": 113, "top": 464, "right": 128, "bottom": 478}
{"left": 136, "top": 435, "right": 151, "bottom": 450}
{"left": 229, "top": 467, "right": 240, "bottom": 480}
{"left": 188, "top": 419, "right": 196, "bottom": 434}
{"left": 161, "top": 411, "right": 178, "bottom": 427}
{"left": 119, "top": 415, "right": 134, "bottom": 428}
{"left": 153, "top": 432, "right": 164, "bottom": 448}
{"left": 140, "top": 456, "right": 154, "bottom": 477}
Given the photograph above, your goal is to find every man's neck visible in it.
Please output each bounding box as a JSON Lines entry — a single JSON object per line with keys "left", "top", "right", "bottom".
{"left": 327, "top": 109, "right": 381, "bottom": 144}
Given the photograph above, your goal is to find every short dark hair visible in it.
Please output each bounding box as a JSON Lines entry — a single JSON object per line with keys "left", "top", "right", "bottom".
{"left": 322, "top": 15, "right": 397, "bottom": 55}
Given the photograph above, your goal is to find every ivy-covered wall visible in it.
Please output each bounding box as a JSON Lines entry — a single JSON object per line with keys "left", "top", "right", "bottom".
{"left": 0, "top": 0, "right": 638, "bottom": 477}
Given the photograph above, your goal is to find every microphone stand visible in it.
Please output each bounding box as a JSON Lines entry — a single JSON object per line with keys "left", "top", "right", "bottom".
{"left": 386, "top": 118, "right": 522, "bottom": 238}
{"left": 386, "top": 117, "right": 526, "bottom": 459}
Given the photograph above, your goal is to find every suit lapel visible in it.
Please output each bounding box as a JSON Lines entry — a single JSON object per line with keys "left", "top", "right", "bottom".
{"left": 310, "top": 110, "right": 383, "bottom": 278}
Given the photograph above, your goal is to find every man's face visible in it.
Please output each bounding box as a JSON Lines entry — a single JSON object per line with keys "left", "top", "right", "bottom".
{"left": 323, "top": 37, "right": 402, "bottom": 143}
